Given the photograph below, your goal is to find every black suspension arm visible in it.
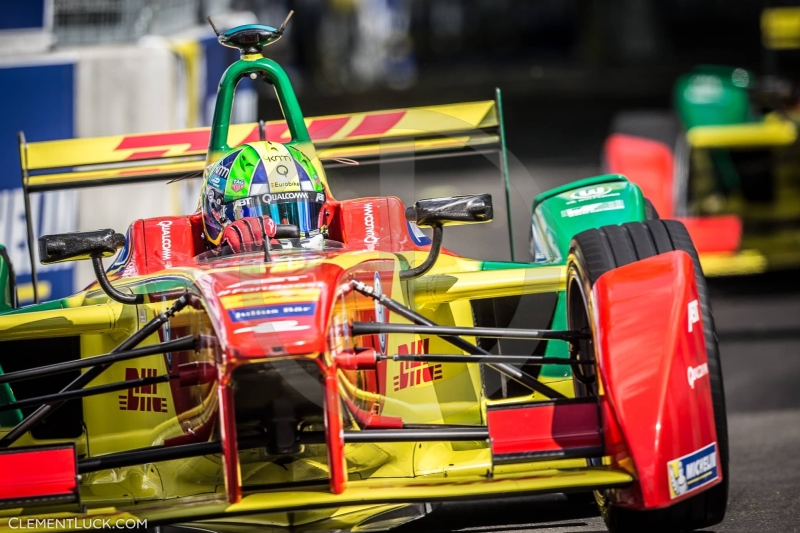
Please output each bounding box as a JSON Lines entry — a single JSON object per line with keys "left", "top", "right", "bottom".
{"left": 352, "top": 322, "right": 587, "bottom": 341}
{"left": 77, "top": 426, "right": 487, "bottom": 474}
{"left": 0, "top": 336, "right": 196, "bottom": 386}
{"left": 0, "top": 292, "right": 195, "bottom": 448}
{"left": 382, "top": 353, "right": 595, "bottom": 365}
{"left": 350, "top": 280, "right": 566, "bottom": 399}
{"left": 0, "top": 374, "right": 175, "bottom": 413}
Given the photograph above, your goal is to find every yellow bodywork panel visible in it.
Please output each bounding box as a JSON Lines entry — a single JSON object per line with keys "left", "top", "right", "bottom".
{"left": 0, "top": 467, "right": 632, "bottom": 531}
{"left": 762, "top": 7, "right": 800, "bottom": 50}
{"left": 686, "top": 115, "right": 798, "bottom": 149}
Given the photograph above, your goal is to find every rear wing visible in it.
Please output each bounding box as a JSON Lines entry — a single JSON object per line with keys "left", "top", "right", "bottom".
{"left": 20, "top": 97, "right": 505, "bottom": 192}
{"left": 19, "top": 91, "right": 513, "bottom": 302}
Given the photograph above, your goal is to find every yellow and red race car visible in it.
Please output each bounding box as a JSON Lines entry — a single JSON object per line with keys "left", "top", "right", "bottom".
{"left": 0, "top": 21, "right": 727, "bottom": 533}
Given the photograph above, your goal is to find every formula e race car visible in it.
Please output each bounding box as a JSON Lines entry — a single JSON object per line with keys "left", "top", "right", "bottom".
{"left": 0, "top": 18, "right": 727, "bottom": 533}
{"left": 604, "top": 5, "right": 800, "bottom": 276}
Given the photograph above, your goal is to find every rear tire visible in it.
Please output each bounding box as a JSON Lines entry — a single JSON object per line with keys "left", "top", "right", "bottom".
{"left": 566, "top": 220, "right": 728, "bottom": 533}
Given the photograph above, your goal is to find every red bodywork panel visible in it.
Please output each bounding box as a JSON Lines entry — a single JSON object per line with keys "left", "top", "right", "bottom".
{"left": 0, "top": 445, "right": 78, "bottom": 506}
{"left": 593, "top": 251, "right": 720, "bottom": 509}
{"left": 487, "top": 399, "right": 603, "bottom": 462}
{"left": 679, "top": 215, "right": 742, "bottom": 254}
{"left": 605, "top": 133, "right": 743, "bottom": 254}
{"left": 605, "top": 133, "right": 675, "bottom": 218}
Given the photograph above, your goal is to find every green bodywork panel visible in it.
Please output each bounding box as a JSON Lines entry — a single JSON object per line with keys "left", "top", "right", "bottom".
{"left": 0, "top": 245, "right": 22, "bottom": 425}
{"left": 530, "top": 174, "right": 647, "bottom": 379}
{"left": 0, "top": 245, "right": 14, "bottom": 314}
{"left": 675, "top": 66, "right": 754, "bottom": 129}
{"left": 531, "top": 174, "right": 646, "bottom": 264}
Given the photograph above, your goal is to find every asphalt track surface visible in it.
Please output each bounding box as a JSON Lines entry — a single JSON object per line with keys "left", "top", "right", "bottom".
{"left": 329, "top": 159, "right": 800, "bottom": 533}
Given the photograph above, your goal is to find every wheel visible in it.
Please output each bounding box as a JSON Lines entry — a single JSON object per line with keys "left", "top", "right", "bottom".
{"left": 566, "top": 220, "right": 728, "bottom": 533}
{"left": 644, "top": 198, "right": 659, "bottom": 220}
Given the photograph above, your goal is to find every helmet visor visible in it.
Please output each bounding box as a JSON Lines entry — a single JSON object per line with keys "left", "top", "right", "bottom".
{"left": 223, "top": 191, "right": 326, "bottom": 237}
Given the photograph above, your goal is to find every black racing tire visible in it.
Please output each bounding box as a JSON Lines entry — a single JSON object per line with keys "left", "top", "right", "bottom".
{"left": 566, "top": 220, "right": 728, "bottom": 533}
{"left": 644, "top": 198, "right": 660, "bottom": 220}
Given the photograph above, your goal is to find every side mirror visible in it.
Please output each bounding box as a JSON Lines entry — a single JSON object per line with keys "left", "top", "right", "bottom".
{"left": 39, "top": 229, "right": 125, "bottom": 264}
{"left": 400, "top": 194, "right": 493, "bottom": 281}
{"left": 405, "top": 194, "right": 493, "bottom": 227}
{"left": 38, "top": 229, "right": 141, "bottom": 305}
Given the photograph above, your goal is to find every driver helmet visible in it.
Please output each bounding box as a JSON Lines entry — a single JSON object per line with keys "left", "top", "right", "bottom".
{"left": 201, "top": 142, "right": 327, "bottom": 246}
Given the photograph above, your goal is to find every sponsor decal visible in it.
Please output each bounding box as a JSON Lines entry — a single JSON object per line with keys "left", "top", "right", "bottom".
{"left": 258, "top": 191, "right": 313, "bottom": 204}
{"left": 688, "top": 299, "right": 700, "bottom": 332}
{"left": 687, "top": 362, "right": 709, "bottom": 389}
{"left": 157, "top": 220, "right": 173, "bottom": 267}
{"left": 229, "top": 303, "right": 316, "bottom": 322}
{"left": 561, "top": 200, "right": 625, "bottom": 218}
{"left": 231, "top": 179, "right": 246, "bottom": 193}
{"left": 263, "top": 154, "right": 292, "bottom": 162}
{"left": 119, "top": 368, "right": 168, "bottom": 412}
{"left": 216, "top": 276, "right": 312, "bottom": 297}
{"left": 407, "top": 221, "right": 431, "bottom": 246}
{"left": 374, "top": 272, "right": 387, "bottom": 354}
{"left": 213, "top": 161, "right": 231, "bottom": 179}
{"left": 393, "top": 339, "right": 442, "bottom": 391}
{"left": 271, "top": 180, "right": 300, "bottom": 189}
{"left": 667, "top": 442, "right": 719, "bottom": 499}
{"left": 363, "top": 202, "right": 379, "bottom": 250}
{"left": 208, "top": 174, "right": 226, "bottom": 190}
{"left": 564, "top": 185, "right": 621, "bottom": 205}
{"left": 570, "top": 186, "right": 613, "bottom": 200}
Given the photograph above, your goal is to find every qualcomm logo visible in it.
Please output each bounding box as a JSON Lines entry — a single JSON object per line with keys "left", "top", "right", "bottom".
{"left": 157, "top": 220, "right": 173, "bottom": 267}
{"left": 363, "top": 202, "right": 379, "bottom": 251}
{"left": 570, "top": 186, "right": 613, "bottom": 200}
{"left": 687, "top": 362, "right": 709, "bottom": 389}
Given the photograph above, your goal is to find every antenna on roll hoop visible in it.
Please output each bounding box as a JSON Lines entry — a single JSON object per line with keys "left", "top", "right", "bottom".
{"left": 206, "top": 16, "right": 220, "bottom": 36}
{"left": 279, "top": 11, "right": 295, "bottom": 33}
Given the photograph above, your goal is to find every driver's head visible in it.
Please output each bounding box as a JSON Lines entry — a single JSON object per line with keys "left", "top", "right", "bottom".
{"left": 201, "top": 142, "right": 327, "bottom": 246}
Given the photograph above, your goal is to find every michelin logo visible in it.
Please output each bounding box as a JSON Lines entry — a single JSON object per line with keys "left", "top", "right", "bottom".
{"left": 667, "top": 442, "right": 719, "bottom": 499}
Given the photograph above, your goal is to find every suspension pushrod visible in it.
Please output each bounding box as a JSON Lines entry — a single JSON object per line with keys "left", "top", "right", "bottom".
{"left": 0, "top": 293, "right": 194, "bottom": 448}
{"left": 382, "top": 354, "right": 595, "bottom": 365}
{"left": 344, "top": 428, "right": 488, "bottom": 443}
{"left": 0, "top": 336, "right": 196, "bottom": 386}
{"left": 350, "top": 280, "right": 566, "bottom": 399}
{"left": 78, "top": 432, "right": 326, "bottom": 474}
{"left": 352, "top": 322, "right": 586, "bottom": 341}
{"left": 0, "top": 374, "right": 175, "bottom": 413}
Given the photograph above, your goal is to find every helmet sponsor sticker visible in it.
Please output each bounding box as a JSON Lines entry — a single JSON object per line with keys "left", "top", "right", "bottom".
{"left": 231, "top": 179, "right": 246, "bottom": 193}
{"left": 229, "top": 303, "right": 316, "bottom": 323}
{"left": 667, "top": 442, "right": 718, "bottom": 499}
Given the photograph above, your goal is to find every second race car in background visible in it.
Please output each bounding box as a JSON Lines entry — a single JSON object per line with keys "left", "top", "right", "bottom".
{"left": 604, "top": 4, "right": 800, "bottom": 276}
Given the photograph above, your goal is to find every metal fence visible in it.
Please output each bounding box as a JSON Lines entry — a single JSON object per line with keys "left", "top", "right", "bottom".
{"left": 53, "top": 0, "right": 231, "bottom": 46}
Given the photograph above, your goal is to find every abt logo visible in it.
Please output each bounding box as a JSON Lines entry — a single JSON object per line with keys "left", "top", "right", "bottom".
{"left": 119, "top": 368, "right": 168, "bottom": 412}
{"left": 393, "top": 339, "right": 443, "bottom": 391}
